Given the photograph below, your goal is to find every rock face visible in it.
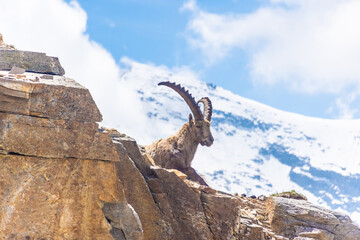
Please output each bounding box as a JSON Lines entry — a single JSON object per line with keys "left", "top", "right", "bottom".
{"left": 0, "top": 72, "right": 100, "bottom": 120}
{"left": 90, "top": 128, "right": 360, "bottom": 240}
{"left": 0, "top": 35, "right": 64, "bottom": 75}
{"left": 0, "top": 44, "right": 359, "bottom": 240}
{"left": 267, "top": 197, "right": 360, "bottom": 240}
{"left": 0, "top": 50, "right": 65, "bottom": 75}
{"left": 0, "top": 155, "right": 126, "bottom": 239}
{"left": 0, "top": 56, "right": 136, "bottom": 239}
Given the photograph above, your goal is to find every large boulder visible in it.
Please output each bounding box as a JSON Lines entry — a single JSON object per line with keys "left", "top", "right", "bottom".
{"left": 0, "top": 34, "right": 64, "bottom": 75}
{"left": 267, "top": 197, "right": 360, "bottom": 240}
{"left": 0, "top": 50, "right": 65, "bottom": 75}
{"left": 0, "top": 73, "right": 101, "bottom": 121}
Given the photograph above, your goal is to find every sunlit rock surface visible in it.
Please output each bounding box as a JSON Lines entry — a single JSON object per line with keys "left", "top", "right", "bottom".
{"left": 0, "top": 40, "right": 358, "bottom": 240}
{"left": 267, "top": 197, "right": 360, "bottom": 240}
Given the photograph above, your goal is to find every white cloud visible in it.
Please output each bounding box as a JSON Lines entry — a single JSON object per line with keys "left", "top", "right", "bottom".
{"left": 351, "top": 211, "right": 360, "bottom": 227}
{"left": 327, "top": 91, "right": 359, "bottom": 119}
{"left": 181, "top": 0, "right": 197, "bottom": 12}
{"left": 184, "top": 0, "right": 360, "bottom": 95}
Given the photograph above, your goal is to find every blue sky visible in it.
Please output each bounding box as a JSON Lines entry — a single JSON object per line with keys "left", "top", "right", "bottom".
{"left": 2, "top": 0, "right": 360, "bottom": 119}
{"left": 74, "top": 0, "right": 261, "bottom": 64}
{"left": 70, "top": 0, "right": 360, "bottom": 119}
{"left": 53, "top": 1, "right": 293, "bottom": 117}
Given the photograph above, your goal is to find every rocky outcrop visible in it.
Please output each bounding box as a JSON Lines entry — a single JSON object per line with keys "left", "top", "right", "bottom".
{"left": 267, "top": 197, "right": 360, "bottom": 240}
{"left": 0, "top": 49, "right": 139, "bottom": 239}
{"left": 0, "top": 71, "right": 100, "bottom": 120}
{"left": 0, "top": 34, "right": 64, "bottom": 75}
{"left": 108, "top": 130, "right": 360, "bottom": 240}
{"left": 0, "top": 50, "right": 65, "bottom": 75}
{"left": 0, "top": 42, "right": 359, "bottom": 240}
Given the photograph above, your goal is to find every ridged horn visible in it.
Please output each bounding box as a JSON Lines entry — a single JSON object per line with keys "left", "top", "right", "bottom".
{"left": 158, "top": 81, "right": 203, "bottom": 121}
{"left": 197, "top": 97, "right": 212, "bottom": 121}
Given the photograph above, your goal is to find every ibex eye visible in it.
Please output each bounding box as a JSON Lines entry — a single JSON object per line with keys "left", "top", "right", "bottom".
{"left": 196, "top": 125, "right": 201, "bottom": 128}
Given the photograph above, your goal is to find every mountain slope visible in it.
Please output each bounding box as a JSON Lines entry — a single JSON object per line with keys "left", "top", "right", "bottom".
{"left": 115, "top": 58, "right": 360, "bottom": 224}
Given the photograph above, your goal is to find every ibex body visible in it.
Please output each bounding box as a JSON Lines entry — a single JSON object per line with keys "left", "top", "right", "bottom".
{"left": 145, "top": 81, "right": 214, "bottom": 171}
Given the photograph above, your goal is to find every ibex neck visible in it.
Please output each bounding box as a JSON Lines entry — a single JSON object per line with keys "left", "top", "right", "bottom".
{"left": 177, "top": 122, "right": 198, "bottom": 143}
{"left": 174, "top": 122, "right": 199, "bottom": 168}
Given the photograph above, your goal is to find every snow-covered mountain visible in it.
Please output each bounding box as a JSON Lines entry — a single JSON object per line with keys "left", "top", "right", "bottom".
{"left": 114, "top": 59, "right": 360, "bottom": 224}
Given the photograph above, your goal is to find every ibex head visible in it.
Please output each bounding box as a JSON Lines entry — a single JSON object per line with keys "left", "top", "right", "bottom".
{"left": 158, "top": 81, "right": 214, "bottom": 147}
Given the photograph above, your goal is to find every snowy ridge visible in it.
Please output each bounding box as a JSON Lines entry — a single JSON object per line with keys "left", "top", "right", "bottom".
{"left": 117, "top": 58, "right": 360, "bottom": 224}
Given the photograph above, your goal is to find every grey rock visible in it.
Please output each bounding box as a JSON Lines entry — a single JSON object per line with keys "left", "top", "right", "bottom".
{"left": 0, "top": 50, "right": 65, "bottom": 75}
{"left": 109, "top": 228, "right": 126, "bottom": 240}
{"left": 9, "top": 66, "right": 25, "bottom": 74}
{"left": 267, "top": 197, "right": 360, "bottom": 240}
{"left": 293, "top": 237, "right": 316, "bottom": 240}
{"left": 102, "top": 202, "right": 144, "bottom": 240}
{"left": 40, "top": 74, "right": 54, "bottom": 80}
{"left": 295, "top": 226, "right": 334, "bottom": 239}
{"left": 0, "top": 76, "right": 102, "bottom": 122}
{"left": 258, "top": 195, "right": 267, "bottom": 201}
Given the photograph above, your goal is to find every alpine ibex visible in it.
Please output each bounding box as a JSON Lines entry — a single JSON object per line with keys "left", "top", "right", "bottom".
{"left": 145, "top": 81, "right": 214, "bottom": 175}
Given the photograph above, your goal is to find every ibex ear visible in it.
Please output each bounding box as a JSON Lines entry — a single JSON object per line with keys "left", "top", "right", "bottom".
{"left": 188, "top": 113, "right": 193, "bottom": 125}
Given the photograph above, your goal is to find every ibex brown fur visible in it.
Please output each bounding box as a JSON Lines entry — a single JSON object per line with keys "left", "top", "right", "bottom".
{"left": 145, "top": 81, "right": 214, "bottom": 173}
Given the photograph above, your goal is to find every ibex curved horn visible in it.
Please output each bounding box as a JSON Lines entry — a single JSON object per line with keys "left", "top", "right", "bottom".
{"left": 197, "top": 97, "right": 212, "bottom": 121}
{"left": 158, "top": 81, "right": 203, "bottom": 121}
